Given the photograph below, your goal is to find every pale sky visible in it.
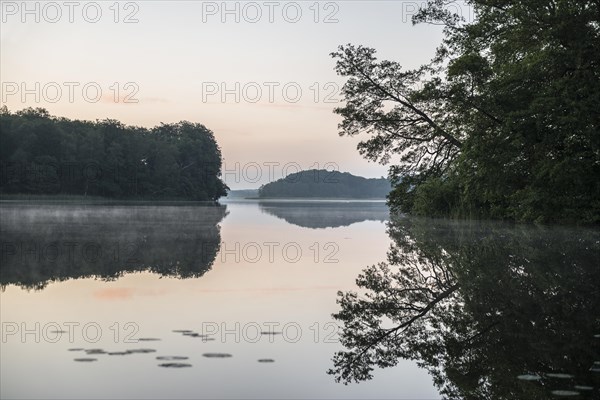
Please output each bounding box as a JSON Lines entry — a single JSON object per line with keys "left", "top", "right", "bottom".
{"left": 0, "top": 1, "right": 471, "bottom": 188}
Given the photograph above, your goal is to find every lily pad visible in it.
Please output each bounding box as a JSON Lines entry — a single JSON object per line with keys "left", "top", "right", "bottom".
{"left": 126, "top": 348, "right": 156, "bottom": 354}
{"left": 156, "top": 356, "right": 189, "bottom": 361}
{"left": 202, "top": 353, "right": 232, "bottom": 358}
{"left": 258, "top": 359, "right": 275, "bottom": 363}
{"left": 158, "top": 363, "right": 192, "bottom": 368}
{"left": 74, "top": 358, "right": 97, "bottom": 362}
{"left": 551, "top": 390, "right": 579, "bottom": 397}
{"left": 85, "top": 349, "right": 106, "bottom": 355}
{"left": 546, "top": 373, "right": 575, "bottom": 379}
{"left": 517, "top": 374, "right": 542, "bottom": 381}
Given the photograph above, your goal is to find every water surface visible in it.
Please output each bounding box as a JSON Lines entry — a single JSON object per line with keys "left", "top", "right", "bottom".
{"left": 1, "top": 200, "right": 598, "bottom": 399}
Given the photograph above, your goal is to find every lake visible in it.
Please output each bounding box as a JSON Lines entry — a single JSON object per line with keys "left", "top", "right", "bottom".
{"left": 1, "top": 200, "right": 598, "bottom": 399}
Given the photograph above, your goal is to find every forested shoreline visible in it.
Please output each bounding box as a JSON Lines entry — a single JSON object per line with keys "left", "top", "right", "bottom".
{"left": 333, "top": 2, "right": 600, "bottom": 224}
{"left": 0, "top": 107, "right": 227, "bottom": 201}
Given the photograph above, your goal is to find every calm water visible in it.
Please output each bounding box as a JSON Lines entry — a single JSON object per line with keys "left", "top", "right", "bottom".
{"left": 1, "top": 201, "right": 598, "bottom": 399}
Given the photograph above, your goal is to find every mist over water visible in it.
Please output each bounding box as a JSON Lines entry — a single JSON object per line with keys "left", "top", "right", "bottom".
{"left": 2, "top": 201, "right": 598, "bottom": 399}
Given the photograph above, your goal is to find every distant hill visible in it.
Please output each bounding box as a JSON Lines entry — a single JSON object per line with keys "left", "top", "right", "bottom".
{"left": 227, "top": 189, "right": 259, "bottom": 198}
{"left": 258, "top": 170, "right": 391, "bottom": 199}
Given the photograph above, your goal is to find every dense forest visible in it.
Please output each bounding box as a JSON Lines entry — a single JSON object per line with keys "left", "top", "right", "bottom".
{"left": 258, "top": 170, "right": 391, "bottom": 199}
{"left": 0, "top": 107, "right": 227, "bottom": 200}
{"left": 333, "top": 1, "right": 600, "bottom": 223}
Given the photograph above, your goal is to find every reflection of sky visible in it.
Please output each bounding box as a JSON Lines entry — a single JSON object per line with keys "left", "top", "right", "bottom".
{"left": 0, "top": 201, "right": 439, "bottom": 399}
{"left": 0, "top": 1, "right": 473, "bottom": 187}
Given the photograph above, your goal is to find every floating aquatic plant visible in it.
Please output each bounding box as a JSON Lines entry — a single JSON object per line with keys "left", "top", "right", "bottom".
{"left": 202, "top": 353, "right": 232, "bottom": 358}
{"left": 85, "top": 349, "right": 106, "bottom": 355}
{"left": 550, "top": 390, "right": 579, "bottom": 397}
{"left": 546, "top": 373, "right": 575, "bottom": 379}
{"left": 158, "top": 363, "right": 192, "bottom": 368}
{"left": 517, "top": 374, "right": 542, "bottom": 381}
{"left": 126, "top": 348, "right": 156, "bottom": 354}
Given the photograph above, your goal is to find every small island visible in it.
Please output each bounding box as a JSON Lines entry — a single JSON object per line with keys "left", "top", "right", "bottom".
{"left": 257, "top": 169, "right": 391, "bottom": 199}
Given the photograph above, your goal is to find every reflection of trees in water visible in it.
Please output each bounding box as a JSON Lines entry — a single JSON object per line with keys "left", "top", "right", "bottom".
{"left": 330, "top": 216, "right": 600, "bottom": 399}
{"left": 0, "top": 204, "right": 227, "bottom": 290}
{"left": 258, "top": 201, "right": 389, "bottom": 229}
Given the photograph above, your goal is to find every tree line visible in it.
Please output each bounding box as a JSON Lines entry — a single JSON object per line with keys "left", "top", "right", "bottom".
{"left": 0, "top": 107, "right": 227, "bottom": 200}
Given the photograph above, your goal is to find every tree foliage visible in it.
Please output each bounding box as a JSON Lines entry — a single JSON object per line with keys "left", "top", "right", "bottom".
{"left": 0, "top": 107, "right": 228, "bottom": 200}
{"left": 332, "top": 0, "right": 600, "bottom": 223}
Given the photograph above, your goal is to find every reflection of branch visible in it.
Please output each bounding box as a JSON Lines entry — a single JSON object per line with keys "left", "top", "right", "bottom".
{"left": 347, "top": 283, "right": 459, "bottom": 368}
{"left": 462, "top": 321, "right": 500, "bottom": 345}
